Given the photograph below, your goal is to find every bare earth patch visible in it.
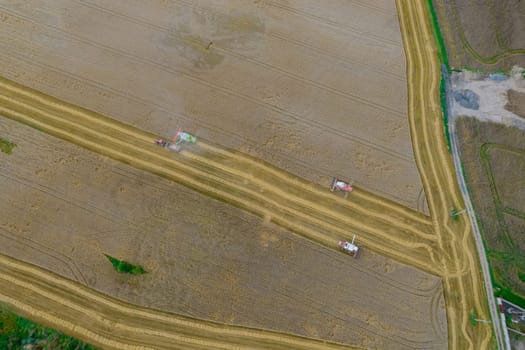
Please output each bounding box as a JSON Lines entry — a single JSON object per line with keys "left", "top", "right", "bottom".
{"left": 505, "top": 89, "right": 525, "bottom": 119}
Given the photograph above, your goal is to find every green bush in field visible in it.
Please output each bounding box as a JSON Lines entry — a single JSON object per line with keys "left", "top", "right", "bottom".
{"left": 105, "top": 254, "right": 146, "bottom": 275}
{"left": 468, "top": 309, "right": 478, "bottom": 326}
{"left": 0, "top": 308, "right": 98, "bottom": 349}
{"left": 519, "top": 272, "right": 525, "bottom": 283}
{"left": 0, "top": 138, "right": 16, "bottom": 155}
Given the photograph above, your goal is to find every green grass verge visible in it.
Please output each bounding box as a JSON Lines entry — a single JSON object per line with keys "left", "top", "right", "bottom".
{"left": 105, "top": 254, "right": 146, "bottom": 275}
{"left": 0, "top": 138, "right": 16, "bottom": 155}
{"left": 426, "top": 0, "right": 450, "bottom": 71}
{"left": 0, "top": 308, "right": 98, "bottom": 349}
{"left": 439, "top": 75, "right": 452, "bottom": 152}
{"left": 426, "top": 1, "right": 452, "bottom": 152}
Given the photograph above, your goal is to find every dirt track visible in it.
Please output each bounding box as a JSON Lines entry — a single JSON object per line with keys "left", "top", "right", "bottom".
{"left": 396, "top": 1, "right": 493, "bottom": 348}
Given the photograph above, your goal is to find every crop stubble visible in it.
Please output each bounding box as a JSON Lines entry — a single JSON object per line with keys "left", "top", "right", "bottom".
{"left": 0, "top": 0, "right": 462, "bottom": 348}
{"left": 0, "top": 105, "right": 446, "bottom": 348}
{"left": 0, "top": 0, "right": 427, "bottom": 212}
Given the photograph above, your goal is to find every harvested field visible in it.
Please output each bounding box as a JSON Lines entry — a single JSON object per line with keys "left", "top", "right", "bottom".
{"left": 432, "top": 0, "right": 525, "bottom": 70}
{"left": 455, "top": 117, "right": 525, "bottom": 305}
{"left": 0, "top": 117, "right": 447, "bottom": 349}
{"left": 0, "top": 0, "right": 428, "bottom": 212}
{"left": 0, "top": 0, "right": 499, "bottom": 349}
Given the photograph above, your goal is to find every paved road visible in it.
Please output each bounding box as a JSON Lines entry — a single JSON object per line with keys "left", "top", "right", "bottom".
{"left": 443, "top": 66, "right": 508, "bottom": 350}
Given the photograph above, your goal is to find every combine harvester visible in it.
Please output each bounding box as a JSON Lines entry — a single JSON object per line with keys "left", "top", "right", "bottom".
{"left": 155, "top": 128, "right": 196, "bottom": 153}
{"left": 330, "top": 177, "right": 353, "bottom": 198}
{"left": 338, "top": 235, "right": 361, "bottom": 258}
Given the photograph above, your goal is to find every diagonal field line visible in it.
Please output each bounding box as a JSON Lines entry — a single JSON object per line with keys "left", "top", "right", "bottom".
{"left": 0, "top": 75, "right": 441, "bottom": 275}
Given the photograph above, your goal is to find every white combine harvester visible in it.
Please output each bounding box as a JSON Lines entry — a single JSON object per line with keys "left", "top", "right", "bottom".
{"left": 338, "top": 235, "right": 361, "bottom": 258}
{"left": 330, "top": 177, "right": 353, "bottom": 198}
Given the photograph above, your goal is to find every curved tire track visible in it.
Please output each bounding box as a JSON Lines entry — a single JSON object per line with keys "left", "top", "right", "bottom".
{"left": 0, "top": 253, "right": 359, "bottom": 350}
{"left": 397, "top": 1, "right": 495, "bottom": 349}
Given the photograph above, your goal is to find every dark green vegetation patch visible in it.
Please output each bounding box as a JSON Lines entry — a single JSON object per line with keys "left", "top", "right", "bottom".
{"left": 426, "top": 0, "right": 449, "bottom": 70}
{"left": 427, "top": 1, "right": 452, "bottom": 152}
{"left": 455, "top": 117, "right": 525, "bottom": 307}
{"left": 0, "top": 308, "right": 97, "bottom": 349}
{"left": 0, "top": 138, "right": 16, "bottom": 154}
{"left": 105, "top": 254, "right": 146, "bottom": 275}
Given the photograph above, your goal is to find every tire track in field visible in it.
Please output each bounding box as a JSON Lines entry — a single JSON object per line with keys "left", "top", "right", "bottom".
{"left": 0, "top": 38, "right": 420, "bottom": 210}
{"left": 0, "top": 74, "right": 435, "bottom": 239}
{"left": 0, "top": 254, "right": 361, "bottom": 350}
{"left": 0, "top": 77, "right": 441, "bottom": 274}
{"left": 263, "top": 0, "right": 402, "bottom": 48}
{"left": 0, "top": 226, "right": 87, "bottom": 286}
{"left": 399, "top": 2, "right": 471, "bottom": 348}
{"left": 0, "top": 112, "right": 438, "bottom": 274}
{"left": 409, "top": 3, "right": 491, "bottom": 348}
{"left": 74, "top": 0, "right": 407, "bottom": 118}
{"left": 0, "top": 53, "right": 431, "bottom": 231}
{"left": 0, "top": 6, "right": 414, "bottom": 163}
{"left": 0, "top": 48, "right": 428, "bottom": 224}
{"left": 351, "top": 0, "right": 395, "bottom": 16}
{"left": 165, "top": 0, "right": 405, "bottom": 81}
{"left": 397, "top": 1, "right": 494, "bottom": 349}
{"left": 0, "top": 86, "right": 435, "bottom": 246}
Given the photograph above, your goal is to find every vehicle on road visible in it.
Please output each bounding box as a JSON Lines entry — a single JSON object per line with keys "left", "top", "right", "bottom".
{"left": 330, "top": 177, "right": 353, "bottom": 198}
{"left": 338, "top": 235, "right": 361, "bottom": 258}
{"left": 154, "top": 128, "right": 196, "bottom": 153}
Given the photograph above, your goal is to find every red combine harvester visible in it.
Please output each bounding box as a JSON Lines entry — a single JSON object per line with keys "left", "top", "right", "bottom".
{"left": 330, "top": 177, "right": 353, "bottom": 198}
{"left": 338, "top": 235, "right": 361, "bottom": 258}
